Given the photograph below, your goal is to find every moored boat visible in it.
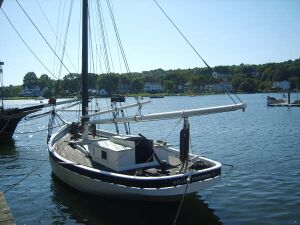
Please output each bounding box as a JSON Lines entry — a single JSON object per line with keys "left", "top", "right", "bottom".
{"left": 267, "top": 95, "right": 286, "bottom": 106}
{"left": 46, "top": 0, "right": 247, "bottom": 201}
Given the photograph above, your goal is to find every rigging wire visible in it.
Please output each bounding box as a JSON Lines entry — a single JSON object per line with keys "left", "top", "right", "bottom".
{"left": 88, "top": 5, "right": 96, "bottom": 74}
{"left": 163, "top": 117, "right": 182, "bottom": 142}
{"left": 77, "top": 0, "right": 82, "bottom": 73}
{"left": 35, "top": 0, "right": 77, "bottom": 72}
{"left": 108, "top": 0, "right": 123, "bottom": 74}
{"left": 15, "top": 0, "right": 71, "bottom": 75}
{"left": 153, "top": 0, "right": 212, "bottom": 70}
{"left": 103, "top": 1, "right": 116, "bottom": 73}
{"left": 53, "top": 0, "right": 62, "bottom": 75}
{"left": 106, "top": 0, "right": 132, "bottom": 78}
{"left": 57, "top": 0, "right": 75, "bottom": 79}
{"left": 96, "top": 0, "right": 112, "bottom": 73}
{"left": 89, "top": 1, "right": 98, "bottom": 73}
{"left": 153, "top": 0, "right": 244, "bottom": 104}
{"left": 0, "top": 8, "right": 58, "bottom": 79}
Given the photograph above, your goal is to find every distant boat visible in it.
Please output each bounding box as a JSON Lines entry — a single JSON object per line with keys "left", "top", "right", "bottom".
{"left": 267, "top": 95, "right": 286, "bottom": 106}
{"left": 111, "top": 94, "right": 125, "bottom": 103}
{"left": 0, "top": 61, "right": 44, "bottom": 140}
{"left": 35, "top": 96, "right": 44, "bottom": 101}
{"left": 267, "top": 92, "right": 300, "bottom": 107}
{"left": 0, "top": 98, "right": 80, "bottom": 141}
{"left": 150, "top": 95, "right": 164, "bottom": 98}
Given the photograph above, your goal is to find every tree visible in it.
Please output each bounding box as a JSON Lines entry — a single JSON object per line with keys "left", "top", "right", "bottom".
{"left": 97, "top": 73, "right": 119, "bottom": 94}
{"left": 231, "top": 75, "right": 243, "bottom": 91}
{"left": 272, "top": 66, "right": 289, "bottom": 81}
{"left": 239, "top": 78, "right": 258, "bottom": 93}
{"left": 130, "top": 79, "right": 143, "bottom": 93}
{"left": 162, "top": 80, "right": 175, "bottom": 93}
{"left": 38, "top": 74, "right": 52, "bottom": 90}
{"left": 258, "top": 81, "right": 272, "bottom": 92}
{"left": 119, "top": 75, "right": 131, "bottom": 85}
{"left": 289, "top": 76, "right": 300, "bottom": 90}
{"left": 191, "top": 75, "right": 206, "bottom": 92}
{"left": 88, "top": 73, "right": 98, "bottom": 89}
{"left": 63, "top": 73, "right": 80, "bottom": 94}
{"left": 23, "top": 72, "right": 38, "bottom": 88}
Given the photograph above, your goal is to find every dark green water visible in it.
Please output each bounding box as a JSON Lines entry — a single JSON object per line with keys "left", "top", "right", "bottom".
{"left": 1, "top": 94, "right": 300, "bottom": 225}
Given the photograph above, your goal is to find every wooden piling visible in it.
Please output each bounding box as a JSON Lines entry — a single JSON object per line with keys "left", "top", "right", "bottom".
{"left": 0, "top": 192, "right": 16, "bottom": 225}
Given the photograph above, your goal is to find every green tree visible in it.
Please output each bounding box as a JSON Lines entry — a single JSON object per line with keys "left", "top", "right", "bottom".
{"left": 162, "top": 80, "right": 175, "bottom": 93}
{"left": 191, "top": 75, "right": 206, "bottom": 92}
{"left": 231, "top": 76, "right": 243, "bottom": 91}
{"left": 130, "top": 79, "right": 143, "bottom": 93}
{"left": 239, "top": 78, "right": 258, "bottom": 93}
{"left": 38, "top": 74, "right": 52, "bottom": 90}
{"left": 23, "top": 72, "right": 38, "bottom": 88}
{"left": 88, "top": 73, "right": 98, "bottom": 89}
{"left": 289, "top": 76, "right": 300, "bottom": 90}
{"left": 119, "top": 75, "right": 131, "bottom": 85}
{"left": 63, "top": 73, "right": 80, "bottom": 94}
{"left": 272, "top": 66, "right": 289, "bottom": 81}
{"left": 97, "top": 73, "right": 119, "bottom": 94}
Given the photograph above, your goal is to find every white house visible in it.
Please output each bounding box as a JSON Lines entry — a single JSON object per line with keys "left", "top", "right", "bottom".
{"left": 205, "top": 82, "right": 233, "bottom": 93}
{"left": 23, "top": 86, "right": 41, "bottom": 97}
{"left": 118, "top": 84, "right": 130, "bottom": 93}
{"left": 144, "top": 82, "right": 163, "bottom": 93}
{"left": 272, "top": 81, "right": 290, "bottom": 90}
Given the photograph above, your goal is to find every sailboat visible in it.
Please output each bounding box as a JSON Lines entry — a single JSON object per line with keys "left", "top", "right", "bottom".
{"left": 46, "top": 0, "right": 246, "bottom": 201}
{"left": 0, "top": 61, "right": 81, "bottom": 140}
{"left": 0, "top": 61, "right": 44, "bottom": 140}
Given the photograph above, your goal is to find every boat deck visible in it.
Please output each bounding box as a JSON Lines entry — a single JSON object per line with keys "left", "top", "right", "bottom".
{"left": 53, "top": 134, "right": 206, "bottom": 177}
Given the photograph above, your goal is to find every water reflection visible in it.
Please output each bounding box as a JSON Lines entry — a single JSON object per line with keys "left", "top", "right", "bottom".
{"left": 0, "top": 141, "right": 16, "bottom": 156}
{"left": 51, "top": 175, "right": 222, "bottom": 225}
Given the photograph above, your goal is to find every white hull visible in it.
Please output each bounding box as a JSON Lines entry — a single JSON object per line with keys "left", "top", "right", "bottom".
{"left": 50, "top": 156, "right": 221, "bottom": 201}
{"left": 48, "top": 124, "right": 222, "bottom": 201}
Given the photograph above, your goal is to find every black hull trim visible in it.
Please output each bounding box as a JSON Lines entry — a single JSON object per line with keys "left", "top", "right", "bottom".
{"left": 0, "top": 109, "right": 36, "bottom": 139}
{"left": 49, "top": 150, "right": 221, "bottom": 188}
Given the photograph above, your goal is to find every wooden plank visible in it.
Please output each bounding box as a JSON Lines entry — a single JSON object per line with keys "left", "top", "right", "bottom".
{"left": 269, "top": 103, "right": 300, "bottom": 107}
{"left": 0, "top": 192, "right": 16, "bottom": 225}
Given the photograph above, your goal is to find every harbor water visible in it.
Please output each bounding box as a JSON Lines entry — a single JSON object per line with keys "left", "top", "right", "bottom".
{"left": 1, "top": 93, "right": 300, "bottom": 225}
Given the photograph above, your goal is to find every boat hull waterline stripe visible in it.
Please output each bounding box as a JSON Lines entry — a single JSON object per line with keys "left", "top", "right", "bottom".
{"left": 49, "top": 151, "right": 221, "bottom": 188}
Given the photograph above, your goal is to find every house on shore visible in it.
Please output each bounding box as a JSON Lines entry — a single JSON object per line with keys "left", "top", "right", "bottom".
{"left": 22, "top": 86, "right": 41, "bottom": 97}
{"left": 205, "top": 82, "right": 233, "bottom": 93}
{"left": 272, "top": 81, "right": 290, "bottom": 90}
{"left": 144, "top": 82, "right": 163, "bottom": 93}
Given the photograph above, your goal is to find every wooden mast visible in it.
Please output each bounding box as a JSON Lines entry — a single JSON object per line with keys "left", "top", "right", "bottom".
{"left": 81, "top": 0, "right": 89, "bottom": 122}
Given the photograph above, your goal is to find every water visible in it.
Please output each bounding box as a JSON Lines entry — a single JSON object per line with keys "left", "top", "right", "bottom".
{"left": 1, "top": 93, "right": 300, "bottom": 225}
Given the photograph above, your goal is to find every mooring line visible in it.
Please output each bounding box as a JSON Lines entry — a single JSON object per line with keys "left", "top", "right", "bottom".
{"left": 173, "top": 176, "right": 191, "bottom": 225}
{"left": 3, "top": 163, "right": 45, "bottom": 194}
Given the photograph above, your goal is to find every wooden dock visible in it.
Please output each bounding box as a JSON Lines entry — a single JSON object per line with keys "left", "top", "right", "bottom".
{"left": 0, "top": 192, "right": 15, "bottom": 225}
{"left": 268, "top": 103, "right": 300, "bottom": 107}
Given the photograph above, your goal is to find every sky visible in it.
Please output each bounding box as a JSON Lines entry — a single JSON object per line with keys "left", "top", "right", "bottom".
{"left": 0, "top": 0, "right": 300, "bottom": 86}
